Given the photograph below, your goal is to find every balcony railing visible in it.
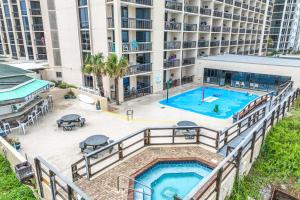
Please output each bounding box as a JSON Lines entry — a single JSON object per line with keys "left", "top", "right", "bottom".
{"left": 210, "top": 40, "right": 220, "bottom": 47}
{"left": 165, "top": 0, "right": 182, "bottom": 11}
{"left": 239, "top": 28, "right": 245, "bottom": 33}
{"left": 165, "top": 21, "right": 181, "bottom": 31}
{"left": 121, "top": 18, "right": 152, "bottom": 29}
{"left": 248, "top": 17, "right": 253, "bottom": 22}
{"left": 232, "top": 28, "right": 238, "bottom": 33}
{"left": 245, "top": 40, "right": 250, "bottom": 44}
{"left": 251, "top": 40, "right": 256, "bottom": 44}
{"left": 107, "top": 17, "right": 114, "bottom": 28}
{"left": 184, "top": 23, "right": 197, "bottom": 31}
{"left": 259, "top": 20, "right": 263, "bottom": 24}
{"left": 198, "top": 40, "right": 209, "bottom": 47}
{"left": 233, "top": 14, "right": 240, "bottom": 20}
{"left": 126, "top": 63, "right": 152, "bottom": 75}
{"left": 225, "top": 0, "right": 233, "bottom": 5}
{"left": 198, "top": 24, "right": 209, "bottom": 32}
{"left": 36, "top": 53, "right": 47, "bottom": 60}
{"left": 211, "top": 26, "right": 221, "bottom": 32}
{"left": 183, "top": 41, "right": 197, "bottom": 48}
{"left": 182, "top": 57, "right": 195, "bottom": 65}
{"left": 122, "top": 42, "right": 152, "bottom": 52}
{"left": 221, "top": 40, "right": 229, "bottom": 46}
{"left": 164, "top": 59, "right": 180, "bottom": 69}
{"left": 35, "top": 39, "right": 45, "bottom": 46}
{"left": 241, "top": 16, "right": 247, "bottom": 21}
{"left": 230, "top": 40, "right": 237, "bottom": 45}
{"left": 200, "top": 8, "right": 211, "bottom": 15}
{"left": 213, "top": 10, "right": 223, "bottom": 17}
{"left": 252, "top": 30, "right": 257, "bottom": 34}
{"left": 255, "top": 8, "right": 260, "bottom": 12}
{"left": 254, "top": 19, "right": 258, "bottom": 23}
{"left": 32, "top": 24, "right": 43, "bottom": 31}
{"left": 222, "top": 27, "right": 230, "bottom": 32}
{"left": 124, "top": 86, "right": 152, "bottom": 101}
{"left": 164, "top": 41, "right": 181, "bottom": 49}
{"left": 30, "top": 9, "right": 41, "bottom": 15}
{"left": 224, "top": 12, "right": 232, "bottom": 19}
{"left": 238, "top": 40, "right": 244, "bottom": 44}
{"left": 246, "top": 29, "right": 251, "bottom": 33}
{"left": 249, "top": 6, "right": 255, "bottom": 11}
{"left": 234, "top": 1, "right": 241, "bottom": 7}
{"left": 121, "top": 0, "right": 152, "bottom": 6}
{"left": 108, "top": 42, "right": 115, "bottom": 52}
{"left": 242, "top": 4, "right": 248, "bottom": 9}
{"left": 184, "top": 4, "right": 199, "bottom": 14}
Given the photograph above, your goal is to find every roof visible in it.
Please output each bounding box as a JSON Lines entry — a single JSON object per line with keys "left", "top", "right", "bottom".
{"left": 0, "top": 63, "right": 33, "bottom": 78}
{"left": 0, "top": 75, "right": 33, "bottom": 90}
{"left": 199, "top": 54, "right": 300, "bottom": 67}
{"left": 8, "top": 61, "right": 48, "bottom": 71}
{"left": 0, "top": 79, "right": 49, "bottom": 102}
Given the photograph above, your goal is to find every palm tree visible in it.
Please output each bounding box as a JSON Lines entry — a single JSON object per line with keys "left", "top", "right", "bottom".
{"left": 104, "top": 54, "right": 129, "bottom": 105}
{"left": 82, "top": 53, "right": 105, "bottom": 96}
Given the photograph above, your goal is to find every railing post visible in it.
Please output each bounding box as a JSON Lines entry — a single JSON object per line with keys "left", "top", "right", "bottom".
{"left": 49, "top": 170, "right": 57, "bottom": 200}
{"left": 144, "top": 129, "right": 149, "bottom": 146}
{"left": 85, "top": 156, "right": 91, "bottom": 180}
{"left": 235, "top": 148, "right": 243, "bottom": 181}
{"left": 261, "top": 119, "right": 268, "bottom": 148}
{"left": 148, "top": 129, "right": 151, "bottom": 145}
{"left": 282, "top": 101, "right": 287, "bottom": 117}
{"left": 196, "top": 128, "right": 200, "bottom": 144}
{"left": 67, "top": 185, "right": 73, "bottom": 200}
{"left": 215, "top": 167, "right": 224, "bottom": 200}
{"left": 118, "top": 143, "right": 124, "bottom": 160}
{"left": 276, "top": 104, "right": 281, "bottom": 123}
{"left": 172, "top": 128, "right": 176, "bottom": 144}
{"left": 215, "top": 131, "right": 221, "bottom": 150}
{"left": 287, "top": 96, "right": 291, "bottom": 111}
{"left": 270, "top": 110, "right": 275, "bottom": 126}
{"left": 224, "top": 130, "right": 228, "bottom": 144}
{"left": 34, "top": 158, "right": 44, "bottom": 198}
{"left": 237, "top": 122, "right": 242, "bottom": 135}
{"left": 247, "top": 116, "right": 251, "bottom": 128}
{"left": 250, "top": 131, "right": 257, "bottom": 163}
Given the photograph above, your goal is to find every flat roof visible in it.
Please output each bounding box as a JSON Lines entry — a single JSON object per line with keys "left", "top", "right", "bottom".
{"left": 0, "top": 63, "right": 33, "bottom": 78}
{"left": 8, "top": 61, "right": 48, "bottom": 71}
{"left": 0, "top": 75, "right": 33, "bottom": 90}
{"left": 0, "top": 79, "right": 49, "bottom": 102}
{"left": 199, "top": 54, "right": 300, "bottom": 67}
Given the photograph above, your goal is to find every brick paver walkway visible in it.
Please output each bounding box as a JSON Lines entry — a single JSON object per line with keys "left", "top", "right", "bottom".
{"left": 77, "top": 146, "right": 223, "bottom": 200}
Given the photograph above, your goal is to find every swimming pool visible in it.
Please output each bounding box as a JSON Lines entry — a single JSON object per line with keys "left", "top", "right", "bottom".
{"left": 160, "top": 87, "right": 258, "bottom": 119}
{"left": 134, "top": 161, "right": 212, "bottom": 200}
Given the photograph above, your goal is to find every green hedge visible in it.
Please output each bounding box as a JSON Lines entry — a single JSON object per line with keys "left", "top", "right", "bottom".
{"left": 0, "top": 155, "right": 36, "bottom": 200}
{"left": 228, "top": 98, "right": 300, "bottom": 199}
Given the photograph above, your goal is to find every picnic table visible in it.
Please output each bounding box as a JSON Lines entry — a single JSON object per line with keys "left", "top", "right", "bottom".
{"left": 84, "top": 135, "right": 109, "bottom": 150}
{"left": 176, "top": 121, "right": 198, "bottom": 139}
{"left": 60, "top": 114, "right": 81, "bottom": 123}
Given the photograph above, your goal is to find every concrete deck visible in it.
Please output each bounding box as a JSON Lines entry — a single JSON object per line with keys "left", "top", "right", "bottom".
{"left": 76, "top": 146, "right": 224, "bottom": 200}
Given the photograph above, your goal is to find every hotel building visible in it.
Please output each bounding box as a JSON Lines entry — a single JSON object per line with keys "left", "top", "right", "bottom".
{"left": 41, "top": 0, "right": 272, "bottom": 102}
{"left": 0, "top": 0, "right": 47, "bottom": 61}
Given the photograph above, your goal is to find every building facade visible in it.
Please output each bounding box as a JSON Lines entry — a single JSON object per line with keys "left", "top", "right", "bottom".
{"left": 41, "top": 0, "right": 273, "bottom": 102}
{"left": 269, "top": 0, "right": 300, "bottom": 53}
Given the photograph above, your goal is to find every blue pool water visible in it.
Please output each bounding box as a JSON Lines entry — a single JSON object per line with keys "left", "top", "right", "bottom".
{"left": 134, "top": 161, "right": 212, "bottom": 200}
{"left": 160, "top": 87, "right": 258, "bottom": 119}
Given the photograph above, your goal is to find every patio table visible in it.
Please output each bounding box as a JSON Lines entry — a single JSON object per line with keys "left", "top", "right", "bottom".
{"left": 60, "top": 114, "right": 81, "bottom": 123}
{"left": 84, "top": 135, "right": 109, "bottom": 150}
{"left": 176, "top": 121, "right": 198, "bottom": 139}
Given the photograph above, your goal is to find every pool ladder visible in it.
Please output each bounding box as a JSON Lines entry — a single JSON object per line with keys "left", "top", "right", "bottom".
{"left": 117, "top": 174, "right": 152, "bottom": 199}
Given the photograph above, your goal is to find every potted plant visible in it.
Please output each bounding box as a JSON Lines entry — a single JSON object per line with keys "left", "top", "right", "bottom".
{"left": 96, "top": 100, "right": 101, "bottom": 110}
{"left": 8, "top": 137, "right": 21, "bottom": 150}
{"left": 64, "top": 89, "right": 76, "bottom": 99}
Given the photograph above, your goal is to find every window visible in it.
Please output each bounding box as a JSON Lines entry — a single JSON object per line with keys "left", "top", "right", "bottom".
{"left": 81, "top": 31, "right": 90, "bottom": 50}
{"left": 83, "top": 75, "right": 93, "bottom": 88}
{"left": 79, "top": 7, "right": 89, "bottom": 29}
{"left": 78, "top": 0, "right": 87, "bottom": 6}
{"left": 122, "top": 31, "right": 129, "bottom": 42}
{"left": 56, "top": 72, "right": 62, "bottom": 78}
{"left": 22, "top": 17, "right": 30, "bottom": 31}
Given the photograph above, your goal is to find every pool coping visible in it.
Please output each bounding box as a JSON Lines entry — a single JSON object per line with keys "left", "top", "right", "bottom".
{"left": 127, "top": 157, "right": 218, "bottom": 200}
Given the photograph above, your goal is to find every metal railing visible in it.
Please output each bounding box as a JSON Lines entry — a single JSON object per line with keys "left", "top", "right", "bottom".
{"left": 121, "top": 0, "right": 152, "bottom": 6}
{"left": 183, "top": 23, "right": 197, "bottom": 31}
{"left": 164, "top": 59, "right": 180, "bottom": 68}
{"left": 35, "top": 156, "right": 91, "bottom": 200}
{"left": 117, "top": 174, "right": 152, "bottom": 197}
{"left": 184, "top": 4, "right": 199, "bottom": 13}
{"left": 183, "top": 41, "right": 197, "bottom": 48}
{"left": 211, "top": 26, "right": 221, "bottom": 32}
{"left": 199, "top": 24, "right": 210, "bottom": 32}
{"left": 165, "top": 0, "right": 182, "bottom": 11}
{"left": 210, "top": 40, "right": 220, "bottom": 47}
{"left": 198, "top": 40, "right": 209, "bottom": 48}
{"left": 107, "top": 17, "right": 114, "bottom": 28}
{"left": 164, "top": 41, "right": 181, "bottom": 49}
{"left": 126, "top": 63, "right": 152, "bottom": 76}
{"left": 182, "top": 57, "right": 196, "bottom": 65}
{"left": 213, "top": 10, "right": 223, "bottom": 17}
{"left": 122, "top": 42, "right": 152, "bottom": 52}
{"left": 200, "top": 8, "right": 211, "bottom": 15}
{"left": 124, "top": 86, "right": 153, "bottom": 101}
{"left": 165, "top": 21, "right": 181, "bottom": 31}
{"left": 121, "top": 18, "right": 152, "bottom": 29}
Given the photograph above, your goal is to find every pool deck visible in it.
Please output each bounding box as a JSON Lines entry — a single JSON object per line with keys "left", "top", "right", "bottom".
{"left": 76, "top": 145, "right": 224, "bottom": 200}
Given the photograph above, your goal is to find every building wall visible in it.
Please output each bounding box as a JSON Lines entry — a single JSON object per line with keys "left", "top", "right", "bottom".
{"left": 199, "top": 59, "right": 300, "bottom": 87}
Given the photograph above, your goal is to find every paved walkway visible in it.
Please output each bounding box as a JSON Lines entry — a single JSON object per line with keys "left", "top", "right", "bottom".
{"left": 76, "top": 146, "right": 224, "bottom": 200}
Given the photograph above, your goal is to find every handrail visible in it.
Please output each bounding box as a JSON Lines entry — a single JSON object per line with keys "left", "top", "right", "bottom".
{"left": 117, "top": 174, "right": 152, "bottom": 193}
{"left": 185, "top": 88, "right": 299, "bottom": 199}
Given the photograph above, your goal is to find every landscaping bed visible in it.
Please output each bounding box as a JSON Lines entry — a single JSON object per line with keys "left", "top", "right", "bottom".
{"left": 0, "top": 155, "right": 36, "bottom": 200}
{"left": 228, "top": 98, "right": 300, "bottom": 199}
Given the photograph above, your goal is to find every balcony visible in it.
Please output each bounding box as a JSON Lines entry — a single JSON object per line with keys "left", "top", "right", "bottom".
{"left": 230, "top": 40, "right": 237, "bottom": 45}
{"left": 225, "top": 0, "right": 233, "bottom": 5}
{"left": 121, "top": 0, "right": 152, "bottom": 6}
{"left": 182, "top": 57, "right": 195, "bottom": 66}
{"left": 124, "top": 86, "right": 152, "bottom": 101}
{"left": 165, "top": 0, "right": 182, "bottom": 11}
{"left": 242, "top": 4, "right": 248, "bottom": 9}
{"left": 222, "top": 27, "right": 230, "bottom": 32}
{"left": 224, "top": 13, "right": 232, "bottom": 19}
{"left": 233, "top": 14, "right": 240, "bottom": 20}
{"left": 213, "top": 10, "right": 223, "bottom": 18}
{"left": 238, "top": 40, "right": 244, "bottom": 44}
{"left": 184, "top": 4, "right": 199, "bottom": 14}
{"left": 255, "top": 8, "right": 260, "bottom": 12}
{"left": 199, "top": 24, "right": 210, "bottom": 32}
{"left": 107, "top": 17, "right": 114, "bottom": 28}
{"left": 165, "top": 21, "right": 181, "bottom": 31}
{"left": 36, "top": 53, "right": 47, "bottom": 60}
{"left": 251, "top": 40, "right": 256, "bottom": 44}
{"left": 211, "top": 26, "right": 221, "bottom": 32}
{"left": 198, "top": 40, "right": 209, "bottom": 48}
{"left": 164, "top": 59, "right": 180, "bottom": 69}
{"left": 234, "top": 1, "right": 241, "bottom": 7}
{"left": 221, "top": 40, "right": 229, "bottom": 46}
{"left": 254, "top": 19, "right": 258, "bottom": 23}
{"left": 259, "top": 20, "right": 263, "bottom": 24}
{"left": 252, "top": 30, "right": 257, "bottom": 34}
{"left": 210, "top": 40, "right": 220, "bottom": 47}
{"left": 183, "top": 23, "right": 197, "bottom": 31}
{"left": 122, "top": 42, "right": 152, "bottom": 52}
{"left": 126, "top": 63, "right": 152, "bottom": 75}
{"left": 30, "top": 9, "right": 41, "bottom": 15}
{"left": 183, "top": 41, "right": 197, "bottom": 48}
{"left": 32, "top": 24, "right": 43, "bottom": 31}
{"left": 200, "top": 8, "right": 211, "bottom": 15}
{"left": 232, "top": 28, "right": 239, "bottom": 33}
{"left": 181, "top": 75, "right": 194, "bottom": 85}
{"left": 260, "top": 9, "right": 265, "bottom": 14}
{"left": 249, "top": 6, "right": 255, "bottom": 11}
{"left": 164, "top": 41, "right": 181, "bottom": 49}
{"left": 256, "top": 39, "right": 260, "bottom": 43}
{"left": 250, "top": 49, "right": 254, "bottom": 54}
{"left": 121, "top": 18, "right": 152, "bottom": 29}
{"left": 246, "top": 29, "right": 251, "bottom": 33}
{"left": 245, "top": 40, "right": 250, "bottom": 44}
{"left": 248, "top": 17, "right": 253, "bottom": 22}
{"left": 258, "top": 30, "right": 262, "bottom": 34}
{"left": 239, "top": 28, "right": 245, "bottom": 33}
